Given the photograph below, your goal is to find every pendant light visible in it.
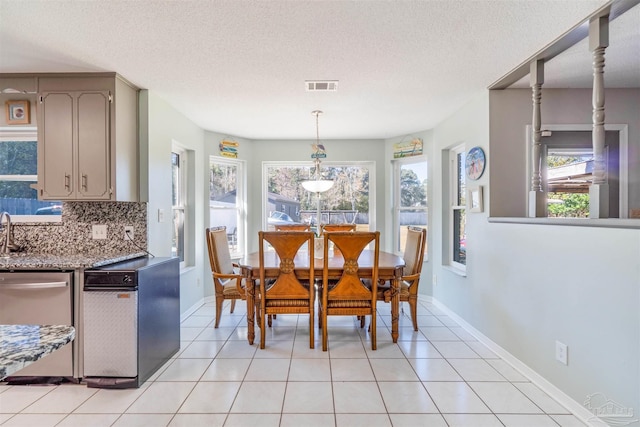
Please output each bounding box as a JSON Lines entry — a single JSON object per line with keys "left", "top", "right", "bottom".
{"left": 301, "top": 110, "right": 334, "bottom": 193}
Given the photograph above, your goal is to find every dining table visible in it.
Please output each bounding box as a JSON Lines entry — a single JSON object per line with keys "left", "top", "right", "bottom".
{"left": 237, "top": 249, "right": 405, "bottom": 346}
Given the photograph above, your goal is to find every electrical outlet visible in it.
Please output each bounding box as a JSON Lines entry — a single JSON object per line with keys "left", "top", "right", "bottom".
{"left": 555, "top": 341, "right": 568, "bottom": 365}
{"left": 124, "top": 226, "right": 134, "bottom": 240}
{"left": 92, "top": 224, "right": 107, "bottom": 240}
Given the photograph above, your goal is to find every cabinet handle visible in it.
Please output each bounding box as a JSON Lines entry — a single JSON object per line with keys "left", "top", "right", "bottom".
{"left": 64, "top": 174, "right": 71, "bottom": 190}
{"left": 81, "top": 174, "right": 88, "bottom": 190}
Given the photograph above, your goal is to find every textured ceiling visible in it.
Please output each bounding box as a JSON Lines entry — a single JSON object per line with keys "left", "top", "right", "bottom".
{"left": 1, "top": 0, "right": 635, "bottom": 140}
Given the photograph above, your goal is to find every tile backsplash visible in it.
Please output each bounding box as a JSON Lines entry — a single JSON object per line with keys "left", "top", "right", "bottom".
{"left": 9, "top": 201, "right": 147, "bottom": 255}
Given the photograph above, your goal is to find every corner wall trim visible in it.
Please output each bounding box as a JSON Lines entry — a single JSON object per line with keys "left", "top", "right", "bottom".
{"left": 421, "top": 295, "right": 606, "bottom": 427}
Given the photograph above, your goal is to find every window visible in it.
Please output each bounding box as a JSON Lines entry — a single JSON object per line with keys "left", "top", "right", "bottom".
{"left": 546, "top": 147, "right": 593, "bottom": 218}
{"left": 526, "top": 125, "right": 627, "bottom": 219}
{"left": 171, "top": 148, "right": 186, "bottom": 266}
{"left": 0, "top": 127, "right": 61, "bottom": 221}
{"left": 210, "top": 156, "right": 244, "bottom": 257}
{"left": 263, "top": 161, "right": 374, "bottom": 233}
{"left": 393, "top": 158, "right": 428, "bottom": 254}
{"left": 450, "top": 145, "right": 466, "bottom": 269}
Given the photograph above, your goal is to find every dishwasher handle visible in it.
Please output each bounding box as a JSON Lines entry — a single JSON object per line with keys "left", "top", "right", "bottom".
{"left": 84, "top": 286, "right": 138, "bottom": 292}
{"left": 1, "top": 281, "right": 68, "bottom": 290}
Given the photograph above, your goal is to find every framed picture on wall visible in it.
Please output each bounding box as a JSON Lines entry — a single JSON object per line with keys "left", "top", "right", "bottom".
{"left": 5, "top": 100, "right": 30, "bottom": 125}
{"left": 469, "top": 186, "right": 484, "bottom": 213}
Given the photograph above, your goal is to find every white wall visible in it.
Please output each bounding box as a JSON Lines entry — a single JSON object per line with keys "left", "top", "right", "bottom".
{"left": 141, "top": 90, "right": 207, "bottom": 314}
{"left": 430, "top": 89, "right": 640, "bottom": 423}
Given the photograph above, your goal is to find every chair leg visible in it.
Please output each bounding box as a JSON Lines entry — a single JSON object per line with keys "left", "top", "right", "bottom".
{"left": 230, "top": 299, "right": 236, "bottom": 314}
{"left": 309, "top": 309, "right": 315, "bottom": 349}
{"left": 260, "top": 310, "right": 266, "bottom": 349}
{"left": 268, "top": 315, "right": 273, "bottom": 327}
{"left": 370, "top": 313, "right": 377, "bottom": 351}
{"left": 359, "top": 315, "right": 365, "bottom": 328}
{"left": 409, "top": 299, "right": 418, "bottom": 331}
{"left": 322, "top": 312, "right": 328, "bottom": 351}
{"left": 214, "top": 296, "right": 223, "bottom": 328}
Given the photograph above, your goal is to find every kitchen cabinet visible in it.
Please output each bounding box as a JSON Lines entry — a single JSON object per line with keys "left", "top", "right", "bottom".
{"left": 36, "top": 74, "right": 139, "bottom": 201}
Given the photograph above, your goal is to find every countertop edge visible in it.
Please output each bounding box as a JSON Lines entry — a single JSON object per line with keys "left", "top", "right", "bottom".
{"left": 0, "top": 252, "right": 147, "bottom": 270}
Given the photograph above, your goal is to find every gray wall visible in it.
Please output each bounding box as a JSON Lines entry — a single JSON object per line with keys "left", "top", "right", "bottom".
{"left": 431, "top": 90, "right": 640, "bottom": 423}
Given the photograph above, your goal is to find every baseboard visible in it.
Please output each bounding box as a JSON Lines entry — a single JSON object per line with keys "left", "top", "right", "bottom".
{"left": 180, "top": 298, "right": 207, "bottom": 322}
{"left": 420, "top": 295, "right": 607, "bottom": 427}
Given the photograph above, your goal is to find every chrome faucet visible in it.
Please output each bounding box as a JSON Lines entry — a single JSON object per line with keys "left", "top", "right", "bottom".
{"left": 0, "top": 212, "right": 12, "bottom": 254}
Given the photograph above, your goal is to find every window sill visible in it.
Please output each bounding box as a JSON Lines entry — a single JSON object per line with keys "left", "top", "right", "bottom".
{"left": 488, "top": 217, "right": 640, "bottom": 229}
{"left": 443, "top": 265, "right": 467, "bottom": 277}
{"left": 179, "top": 265, "right": 196, "bottom": 275}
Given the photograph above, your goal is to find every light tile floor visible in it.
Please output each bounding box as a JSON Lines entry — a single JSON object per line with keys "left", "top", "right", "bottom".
{"left": 0, "top": 300, "right": 587, "bottom": 426}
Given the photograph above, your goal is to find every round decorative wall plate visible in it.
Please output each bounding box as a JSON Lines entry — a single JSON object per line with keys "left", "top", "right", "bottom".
{"left": 465, "top": 146, "right": 486, "bottom": 180}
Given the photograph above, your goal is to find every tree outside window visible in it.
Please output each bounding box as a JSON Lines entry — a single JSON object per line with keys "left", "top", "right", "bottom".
{"left": 394, "top": 159, "right": 428, "bottom": 254}
{"left": 171, "top": 150, "right": 185, "bottom": 264}
{"left": 210, "top": 157, "right": 243, "bottom": 257}
{"left": 264, "top": 162, "right": 372, "bottom": 232}
{"left": 0, "top": 129, "right": 61, "bottom": 218}
{"left": 450, "top": 145, "right": 466, "bottom": 269}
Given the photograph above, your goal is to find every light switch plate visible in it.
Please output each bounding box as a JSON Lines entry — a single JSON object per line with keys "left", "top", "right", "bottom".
{"left": 92, "top": 224, "right": 107, "bottom": 239}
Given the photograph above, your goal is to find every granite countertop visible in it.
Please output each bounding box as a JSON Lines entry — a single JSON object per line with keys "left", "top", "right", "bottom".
{"left": 0, "top": 252, "right": 147, "bottom": 270}
{"left": 0, "top": 325, "right": 76, "bottom": 380}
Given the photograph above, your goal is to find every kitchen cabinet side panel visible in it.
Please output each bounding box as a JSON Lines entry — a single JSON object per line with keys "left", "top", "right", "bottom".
{"left": 113, "top": 77, "right": 139, "bottom": 202}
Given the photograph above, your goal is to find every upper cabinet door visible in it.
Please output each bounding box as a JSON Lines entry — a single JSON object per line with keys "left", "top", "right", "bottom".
{"left": 77, "top": 91, "right": 110, "bottom": 199}
{"left": 38, "top": 92, "right": 75, "bottom": 200}
{"left": 36, "top": 74, "right": 139, "bottom": 202}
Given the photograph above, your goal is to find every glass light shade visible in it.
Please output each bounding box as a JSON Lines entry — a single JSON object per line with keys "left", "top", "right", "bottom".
{"left": 301, "top": 179, "right": 334, "bottom": 193}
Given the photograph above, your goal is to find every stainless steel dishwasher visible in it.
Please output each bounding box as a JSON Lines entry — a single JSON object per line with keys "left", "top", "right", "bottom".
{"left": 0, "top": 271, "right": 74, "bottom": 377}
{"left": 83, "top": 257, "right": 179, "bottom": 388}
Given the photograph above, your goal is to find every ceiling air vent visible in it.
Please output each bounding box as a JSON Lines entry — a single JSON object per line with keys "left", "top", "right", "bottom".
{"left": 305, "top": 80, "right": 338, "bottom": 92}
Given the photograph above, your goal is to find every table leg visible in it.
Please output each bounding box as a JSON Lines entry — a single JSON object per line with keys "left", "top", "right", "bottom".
{"left": 391, "top": 275, "right": 400, "bottom": 343}
{"left": 247, "top": 278, "right": 255, "bottom": 345}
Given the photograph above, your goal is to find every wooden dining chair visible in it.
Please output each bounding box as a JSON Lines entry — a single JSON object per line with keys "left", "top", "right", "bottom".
{"left": 321, "top": 223, "right": 356, "bottom": 232}
{"left": 257, "top": 231, "right": 315, "bottom": 349}
{"left": 379, "top": 226, "right": 426, "bottom": 331}
{"left": 274, "top": 224, "right": 311, "bottom": 231}
{"left": 321, "top": 231, "right": 380, "bottom": 351}
{"left": 206, "top": 226, "right": 246, "bottom": 328}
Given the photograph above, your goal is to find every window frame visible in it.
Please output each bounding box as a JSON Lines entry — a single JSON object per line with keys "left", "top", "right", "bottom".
{"left": 261, "top": 160, "right": 376, "bottom": 232}
{"left": 171, "top": 145, "right": 188, "bottom": 268}
{"left": 0, "top": 126, "right": 61, "bottom": 223}
{"left": 392, "top": 157, "right": 428, "bottom": 256}
{"left": 525, "top": 124, "right": 629, "bottom": 219}
{"left": 449, "top": 144, "right": 466, "bottom": 272}
{"left": 209, "top": 155, "right": 245, "bottom": 259}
